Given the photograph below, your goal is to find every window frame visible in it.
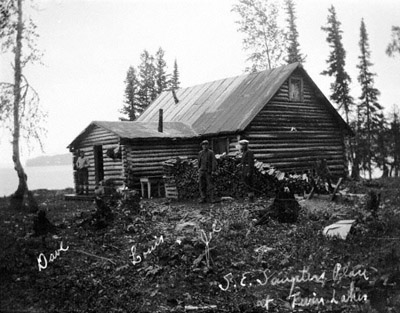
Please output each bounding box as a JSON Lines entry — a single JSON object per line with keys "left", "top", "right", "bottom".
{"left": 289, "top": 77, "right": 304, "bottom": 102}
{"left": 212, "top": 137, "right": 229, "bottom": 155}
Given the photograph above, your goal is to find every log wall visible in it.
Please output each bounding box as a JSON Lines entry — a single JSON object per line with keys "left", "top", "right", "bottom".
{"left": 243, "top": 73, "right": 346, "bottom": 176}
{"left": 125, "top": 140, "right": 199, "bottom": 186}
{"left": 71, "top": 125, "right": 124, "bottom": 193}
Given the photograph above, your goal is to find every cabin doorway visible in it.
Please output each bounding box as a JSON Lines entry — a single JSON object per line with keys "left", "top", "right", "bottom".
{"left": 93, "top": 145, "right": 104, "bottom": 184}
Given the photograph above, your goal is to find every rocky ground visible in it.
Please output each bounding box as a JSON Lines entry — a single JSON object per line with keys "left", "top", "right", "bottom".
{"left": 0, "top": 178, "right": 399, "bottom": 313}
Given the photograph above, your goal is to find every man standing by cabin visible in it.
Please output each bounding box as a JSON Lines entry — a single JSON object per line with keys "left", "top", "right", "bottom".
{"left": 76, "top": 150, "right": 90, "bottom": 195}
{"left": 239, "top": 139, "right": 255, "bottom": 202}
{"left": 198, "top": 140, "right": 217, "bottom": 203}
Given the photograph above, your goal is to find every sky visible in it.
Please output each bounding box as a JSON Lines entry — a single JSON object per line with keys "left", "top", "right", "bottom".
{"left": 0, "top": 0, "right": 399, "bottom": 168}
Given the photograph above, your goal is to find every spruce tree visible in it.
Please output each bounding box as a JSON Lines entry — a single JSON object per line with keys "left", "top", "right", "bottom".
{"left": 154, "top": 47, "right": 168, "bottom": 94}
{"left": 374, "top": 113, "right": 390, "bottom": 177}
{"left": 357, "top": 18, "right": 383, "bottom": 179}
{"left": 321, "top": 5, "right": 353, "bottom": 124}
{"left": 121, "top": 66, "right": 141, "bottom": 121}
{"left": 389, "top": 105, "right": 400, "bottom": 176}
{"left": 386, "top": 26, "right": 400, "bottom": 57}
{"left": 284, "top": 0, "right": 304, "bottom": 64}
{"left": 170, "top": 59, "right": 180, "bottom": 90}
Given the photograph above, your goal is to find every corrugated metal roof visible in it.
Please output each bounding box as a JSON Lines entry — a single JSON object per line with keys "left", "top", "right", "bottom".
{"left": 94, "top": 121, "right": 197, "bottom": 139}
{"left": 67, "top": 120, "right": 197, "bottom": 148}
{"left": 69, "top": 62, "right": 352, "bottom": 149}
{"left": 138, "top": 62, "right": 301, "bottom": 135}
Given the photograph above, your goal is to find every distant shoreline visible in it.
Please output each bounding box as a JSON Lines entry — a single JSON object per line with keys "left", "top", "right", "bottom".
{"left": 26, "top": 163, "right": 73, "bottom": 168}
{"left": 26, "top": 153, "right": 72, "bottom": 167}
{"left": 0, "top": 165, "right": 74, "bottom": 197}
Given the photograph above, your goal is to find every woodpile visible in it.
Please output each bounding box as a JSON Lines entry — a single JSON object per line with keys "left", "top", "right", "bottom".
{"left": 163, "top": 154, "right": 313, "bottom": 200}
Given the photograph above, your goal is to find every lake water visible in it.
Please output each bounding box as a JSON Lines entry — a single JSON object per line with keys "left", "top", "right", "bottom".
{"left": 0, "top": 165, "right": 74, "bottom": 197}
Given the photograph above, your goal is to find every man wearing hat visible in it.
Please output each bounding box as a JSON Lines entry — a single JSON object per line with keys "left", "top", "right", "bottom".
{"left": 239, "top": 139, "right": 255, "bottom": 202}
{"left": 198, "top": 140, "right": 217, "bottom": 203}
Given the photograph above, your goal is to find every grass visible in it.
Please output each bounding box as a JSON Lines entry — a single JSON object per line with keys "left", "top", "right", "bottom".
{"left": 0, "top": 178, "right": 399, "bottom": 313}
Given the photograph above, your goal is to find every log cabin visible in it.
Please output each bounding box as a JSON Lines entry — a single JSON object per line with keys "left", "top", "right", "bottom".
{"left": 68, "top": 62, "right": 353, "bottom": 195}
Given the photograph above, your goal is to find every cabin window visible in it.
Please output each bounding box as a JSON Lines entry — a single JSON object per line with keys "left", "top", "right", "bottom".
{"left": 289, "top": 77, "right": 303, "bottom": 102}
{"left": 212, "top": 137, "right": 229, "bottom": 155}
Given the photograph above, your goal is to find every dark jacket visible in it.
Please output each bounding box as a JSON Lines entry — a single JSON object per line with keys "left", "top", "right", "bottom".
{"left": 241, "top": 149, "right": 254, "bottom": 176}
{"left": 198, "top": 149, "right": 217, "bottom": 173}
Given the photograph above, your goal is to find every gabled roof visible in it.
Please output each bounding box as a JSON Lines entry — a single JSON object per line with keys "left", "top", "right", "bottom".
{"left": 69, "top": 63, "right": 353, "bottom": 149}
{"left": 67, "top": 120, "right": 197, "bottom": 148}
{"left": 137, "top": 62, "right": 352, "bottom": 135}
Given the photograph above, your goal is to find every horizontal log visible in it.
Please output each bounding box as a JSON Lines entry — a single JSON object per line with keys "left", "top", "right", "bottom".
{"left": 127, "top": 149, "right": 198, "bottom": 157}
{"left": 128, "top": 142, "right": 198, "bottom": 150}
{"left": 128, "top": 166, "right": 163, "bottom": 172}
{"left": 246, "top": 133, "right": 343, "bottom": 139}
{"left": 248, "top": 142, "right": 343, "bottom": 149}
{"left": 266, "top": 102, "right": 328, "bottom": 111}
{"left": 79, "top": 139, "right": 120, "bottom": 148}
{"left": 103, "top": 168, "right": 123, "bottom": 173}
{"left": 81, "top": 132, "right": 119, "bottom": 142}
{"left": 253, "top": 146, "right": 344, "bottom": 153}
{"left": 247, "top": 126, "right": 339, "bottom": 132}
{"left": 256, "top": 155, "right": 344, "bottom": 162}
{"left": 250, "top": 116, "right": 333, "bottom": 124}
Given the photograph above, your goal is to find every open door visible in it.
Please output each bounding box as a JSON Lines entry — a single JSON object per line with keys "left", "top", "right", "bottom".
{"left": 94, "top": 145, "right": 104, "bottom": 184}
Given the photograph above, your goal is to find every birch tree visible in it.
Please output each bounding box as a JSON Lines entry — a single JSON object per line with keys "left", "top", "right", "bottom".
{"left": 232, "top": 0, "right": 285, "bottom": 72}
{"left": 0, "top": 0, "right": 46, "bottom": 209}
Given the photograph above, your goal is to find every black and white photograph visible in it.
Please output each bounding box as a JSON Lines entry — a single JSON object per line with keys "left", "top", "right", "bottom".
{"left": 0, "top": 0, "right": 399, "bottom": 312}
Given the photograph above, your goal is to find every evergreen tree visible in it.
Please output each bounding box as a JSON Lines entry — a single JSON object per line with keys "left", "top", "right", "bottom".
{"left": 357, "top": 18, "right": 383, "bottom": 179}
{"left": 374, "top": 113, "right": 390, "bottom": 177}
{"left": 137, "top": 49, "right": 157, "bottom": 113}
{"left": 170, "top": 59, "right": 180, "bottom": 90}
{"left": 284, "top": 0, "right": 305, "bottom": 64}
{"left": 120, "top": 66, "right": 141, "bottom": 121}
{"left": 321, "top": 5, "right": 353, "bottom": 124}
{"left": 154, "top": 47, "right": 168, "bottom": 94}
{"left": 386, "top": 26, "right": 400, "bottom": 57}
{"left": 120, "top": 48, "right": 178, "bottom": 119}
{"left": 388, "top": 104, "right": 400, "bottom": 177}
{"left": 232, "top": 0, "right": 285, "bottom": 71}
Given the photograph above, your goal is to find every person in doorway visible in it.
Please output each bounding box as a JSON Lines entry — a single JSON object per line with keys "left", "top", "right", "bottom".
{"left": 239, "top": 139, "right": 255, "bottom": 202}
{"left": 198, "top": 140, "right": 217, "bottom": 203}
{"left": 76, "top": 150, "right": 90, "bottom": 195}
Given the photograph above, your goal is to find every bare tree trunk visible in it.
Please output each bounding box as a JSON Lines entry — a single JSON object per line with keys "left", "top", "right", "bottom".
{"left": 11, "top": 0, "right": 37, "bottom": 212}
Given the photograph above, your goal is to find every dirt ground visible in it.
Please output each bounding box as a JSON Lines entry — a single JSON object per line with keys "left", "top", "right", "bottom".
{"left": 0, "top": 178, "right": 399, "bottom": 313}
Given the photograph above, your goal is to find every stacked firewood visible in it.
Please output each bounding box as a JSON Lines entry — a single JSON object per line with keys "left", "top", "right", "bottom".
{"left": 163, "top": 154, "right": 312, "bottom": 199}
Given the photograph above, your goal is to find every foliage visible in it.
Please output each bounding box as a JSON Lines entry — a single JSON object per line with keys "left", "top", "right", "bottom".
{"left": 356, "top": 19, "right": 384, "bottom": 179}
{"left": 170, "top": 59, "right": 181, "bottom": 90}
{"left": 284, "top": 0, "right": 305, "bottom": 64}
{"left": 1, "top": 179, "right": 400, "bottom": 312}
{"left": 232, "top": 0, "right": 286, "bottom": 71}
{"left": 386, "top": 26, "right": 400, "bottom": 57}
{"left": 321, "top": 5, "right": 353, "bottom": 125}
{"left": 120, "top": 66, "right": 141, "bottom": 121}
{"left": 137, "top": 49, "right": 157, "bottom": 112}
{"left": 387, "top": 105, "right": 400, "bottom": 176}
{"left": 120, "top": 48, "right": 179, "bottom": 121}
{"left": 155, "top": 47, "right": 168, "bottom": 94}
{"left": 0, "top": 0, "right": 47, "bottom": 202}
